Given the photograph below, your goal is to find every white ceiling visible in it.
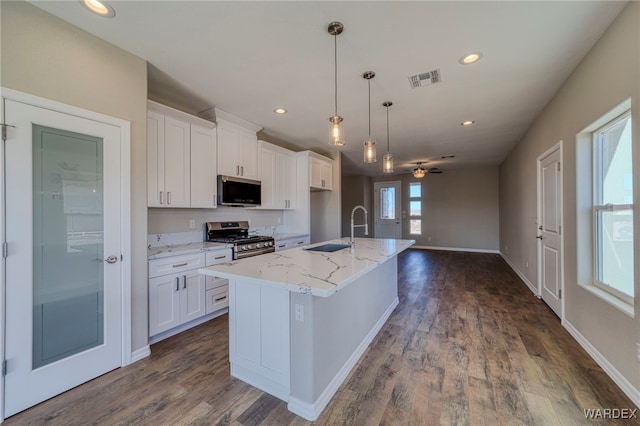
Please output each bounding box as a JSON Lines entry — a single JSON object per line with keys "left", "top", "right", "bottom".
{"left": 31, "top": 1, "right": 627, "bottom": 176}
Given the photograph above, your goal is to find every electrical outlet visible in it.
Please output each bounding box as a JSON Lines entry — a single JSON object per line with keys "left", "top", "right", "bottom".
{"left": 277, "top": 217, "right": 281, "bottom": 224}
{"left": 428, "top": 236, "right": 432, "bottom": 241}
{"left": 189, "top": 219, "right": 195, "bottom": 229}
{"left": 295, "top": 304, "right": 304, "bottom": 322}
{"left": 505, "top": 244, "right": 508, "bottom": 252}
{"left": 525, "top": 260, "right": 529, "bottom": 268}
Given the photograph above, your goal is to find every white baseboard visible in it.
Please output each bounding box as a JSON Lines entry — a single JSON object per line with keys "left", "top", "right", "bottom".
{"left": 130, "top": 346, "right": 151, "bottom": 364}
{"left": 562, "top": 319, "right": 640, "bottom": 409}
{"left": 500, "top": 252, "right": 539, "bottom": 296}
{"left": 287, "top": 297, "right": 399, "bottom": 421}
{"left": 413, "top": 245, "right": 499, "bottom": 254}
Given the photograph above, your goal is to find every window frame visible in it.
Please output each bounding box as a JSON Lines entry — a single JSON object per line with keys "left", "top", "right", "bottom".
{"left": 591, "top": 109, "right": 633, "bottom": 304}
{"left": 408, "top": 182, "right": 422, "bottom": 236}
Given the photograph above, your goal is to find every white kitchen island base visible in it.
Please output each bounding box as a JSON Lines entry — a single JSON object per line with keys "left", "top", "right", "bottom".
{"left": 200, "top": 238, "right": 414, "bottom": 421}
{"left": 228, "top": 255, "right": 398, "bottom": 421}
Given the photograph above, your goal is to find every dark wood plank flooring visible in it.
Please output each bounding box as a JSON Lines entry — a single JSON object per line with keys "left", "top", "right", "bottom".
{"left": 6, "top": 249, "right": 635, "bottom": 425}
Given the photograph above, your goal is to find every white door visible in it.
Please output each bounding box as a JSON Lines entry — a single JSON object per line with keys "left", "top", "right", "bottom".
{"left": 374, "top": 181, "right": 402, "bottom": 238}
{"left": 3, "top": 98, "right": 123, "bottom": 416}
{"left": 537, "top": 144, "right": 563, "bottom": 317}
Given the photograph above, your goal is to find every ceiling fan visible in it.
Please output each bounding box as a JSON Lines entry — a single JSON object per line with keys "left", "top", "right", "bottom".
{"left": 411, "top": 162, "right": 443, "bottom": 178}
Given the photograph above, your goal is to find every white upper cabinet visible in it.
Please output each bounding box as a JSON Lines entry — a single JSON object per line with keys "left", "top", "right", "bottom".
{"left": 309, "top": 153, "right": 333, "bottom": 191}
{"left": 190, "top": 124, "right": 217, "bottom": 208}
{"left": 147, "top": 100, "right": 216, "bottom": 208}
{"left": 257, "top": 141, "right": 297, "bottom": 210}
{"left": 215, "top": 110, "right": 262, "bottom": 181}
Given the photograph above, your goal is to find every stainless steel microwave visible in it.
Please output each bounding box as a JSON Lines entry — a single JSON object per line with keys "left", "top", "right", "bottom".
{"left": 217, "top": 175, "right": 261, "bottom": 207}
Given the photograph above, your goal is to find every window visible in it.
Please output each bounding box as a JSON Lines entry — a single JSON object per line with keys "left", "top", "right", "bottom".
{"left": 592, "top": 111, "right": 633, "bottom": 302}
{"left": 409, "top": 182, "right": 421, "bottom": 235}
{"left": 380, "top": 187, "right": 396, "bottom": 219}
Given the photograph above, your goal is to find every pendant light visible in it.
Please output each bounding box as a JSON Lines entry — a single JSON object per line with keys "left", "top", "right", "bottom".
{"left": 362, "top": 71, "right": 377, "bottom": 163}
{"left": 413, "top": 162, "right": 426, "bottom": 178}
{"left": 382, "top": 101, "right": 394, "bottom": 173}
{"left": 328, "top": 21, "right": 345, "bottom": 147}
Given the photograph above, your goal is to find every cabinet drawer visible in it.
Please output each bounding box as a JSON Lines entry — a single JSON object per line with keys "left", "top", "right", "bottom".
{"left": 206, "top": 286, "right": 229, "bottom": 313}
{"left": 205, "top": 249, "right": 232, "bottom": 266}
{"left": 149, "top": 252, "right": 205, "bottom": 278}
{"left": 206, "top": 276, "right": 228, "bottom": 291}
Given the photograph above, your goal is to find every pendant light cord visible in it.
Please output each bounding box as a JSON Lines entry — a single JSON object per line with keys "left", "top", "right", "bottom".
{"left": 334, "top": 33, "right": 338, "bottom": 116}
{"left": 386, "top": 106, "right": 390, "bottom": 152}
{"left": 368, "top": 79, "right": 371, "bottom": 137}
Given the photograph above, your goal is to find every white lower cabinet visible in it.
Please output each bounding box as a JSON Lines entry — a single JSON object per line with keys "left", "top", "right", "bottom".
{"left": 149, "top": 253, "right": 206, "bottom": 336}
{"left": 149, "top": 248, "right": 231, "bottom": 339}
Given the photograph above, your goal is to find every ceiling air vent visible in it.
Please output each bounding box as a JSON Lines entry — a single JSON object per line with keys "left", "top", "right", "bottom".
{"left": 408, "top": 69, "right": 441, "bottom": 88}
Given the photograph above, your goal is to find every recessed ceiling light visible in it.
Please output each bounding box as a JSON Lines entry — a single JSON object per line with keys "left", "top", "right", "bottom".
{"left": 459, "top": 52, "right": 483, "bottom": 65}
{"left": 82, "top": 0, "right": 115, "bottom": 18}
{"left": 461, "top": 120, "right": 475, "bottom": 126}
{"left": 274, "top": 108, "right": 287, "bottom": 115}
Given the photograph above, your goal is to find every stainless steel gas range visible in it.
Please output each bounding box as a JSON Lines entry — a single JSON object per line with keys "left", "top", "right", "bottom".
{"left": 205, "top": 221, "right": 275, "bottom": 260}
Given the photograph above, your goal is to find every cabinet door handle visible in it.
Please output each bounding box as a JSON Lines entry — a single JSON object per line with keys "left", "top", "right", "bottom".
{"left": 182, "top": 275, "right": 187, "bottom": 289}
{"left": 297, "top": 241, "right": 305, "bottom": 245}
{"left": 172, "top": 262, "right": 188, "bottom": 268}
{"left": 213, "top": 194, "right": 217, "bottom": 207}
{"left": 214, "top": 296, "right": 227, "bottom": 302}
{"left": 159, "top": 191, "right": 164, "bottom": 205}
{"left": 167, "top": 191, "right": 172, "bottom": 205}
{"left": 175, "top": 277, "right": 179, "bottom": 291}
{"left": 214, "top": 255, "right": 226, "bottom": 260}
{"left": 236, "top": 165, "right": 240, "bottom": 176}
{"left": 277, "top": 244, "right": 286, "bottom": 248}
{"left": 241, "top": 166, "right": 244, "bottom": 176}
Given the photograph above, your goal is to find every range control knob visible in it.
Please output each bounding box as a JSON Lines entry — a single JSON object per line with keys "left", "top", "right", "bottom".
{"left": 248, "top": 244, "right": 255, "bottom": 250}
{"left": 240, "top": 245, "right": 247, "bottom": 251}
{"left": 256, "top": 243, "right": 263, "bottom": 249}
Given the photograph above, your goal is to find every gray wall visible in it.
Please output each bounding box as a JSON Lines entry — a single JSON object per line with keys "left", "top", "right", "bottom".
{"left": 499, "top": 2, "right": 639, "bottom": 390}
{"left": 372, "top": 167, "right": 500, "bottom": 251}
{"left": 148, "top": 208, "right": 284, "bottom": 234}
{"left": 341, "top": 175, "right": 373, "bottom": 238}
{"left": 1, "top": 1, "right": 149, "bottom": 352}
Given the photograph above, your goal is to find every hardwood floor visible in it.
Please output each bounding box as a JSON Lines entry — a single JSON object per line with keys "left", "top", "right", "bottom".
{"left": 6, "top": 249, "right": 635, "bottom": 425}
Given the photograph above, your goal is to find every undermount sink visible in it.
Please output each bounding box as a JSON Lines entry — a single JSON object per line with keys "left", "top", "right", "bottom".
{"left": 304, "top": 243, "right": 351, "bottom": 253}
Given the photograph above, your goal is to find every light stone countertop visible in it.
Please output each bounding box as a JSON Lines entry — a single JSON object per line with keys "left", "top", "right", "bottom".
{"left": 198, "top": 237, "right": 415, "bottom": 297}
{"left": 148, "top": 242, "right": 232, "bottom": 260}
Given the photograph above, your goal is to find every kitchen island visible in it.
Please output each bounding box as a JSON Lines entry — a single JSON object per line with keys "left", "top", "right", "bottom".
{"left": 198, "top": 237, "right": 415, "bottom": 421}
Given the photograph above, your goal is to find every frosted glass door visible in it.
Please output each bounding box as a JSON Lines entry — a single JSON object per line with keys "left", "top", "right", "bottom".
{"left": 32, "top": 125, "right": 105, "bottom": 368}
{"left": 4, "top": 97, "right": 122, "bottom": 417}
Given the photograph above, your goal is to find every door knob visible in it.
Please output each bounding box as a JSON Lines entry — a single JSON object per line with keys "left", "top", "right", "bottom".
{"left": 104, "top": 255, "right": 118, "bottom": 264}
{"left": 536, "top": 235, "right": 543, "bottom": 240}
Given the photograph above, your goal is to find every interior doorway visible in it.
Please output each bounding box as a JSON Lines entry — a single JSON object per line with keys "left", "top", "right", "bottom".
{"left": 537, "top": 142, "right": 563, "bottom": 318}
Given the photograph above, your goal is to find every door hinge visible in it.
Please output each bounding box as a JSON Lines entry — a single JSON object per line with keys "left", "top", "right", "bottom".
{"left": 3, "top": 360, "right": 7, "bottom": 376}
{"left": 0, "top": 123, "right": 15, "bottom": 142}
{"left": 2, "top": 241, "right": 7, "bottom": 258}
{"left": 559, "top": 225, "right": 561, "bottom": 235}
{"left": 558, "top": 289, "right": 562, "bottom": 299}
{"left": 557, "top": 162, "right": 560, "bottom": 172}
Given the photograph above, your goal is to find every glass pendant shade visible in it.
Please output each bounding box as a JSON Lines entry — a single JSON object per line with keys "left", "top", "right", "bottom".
{"left": 383, "top": 152, "right": 394, "bottom": 173}
{"left": 329, "top": 115, "right": 345, "bottom": 146}
{"left": 364, "top": 139, "right": 377, "bottom": 163}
